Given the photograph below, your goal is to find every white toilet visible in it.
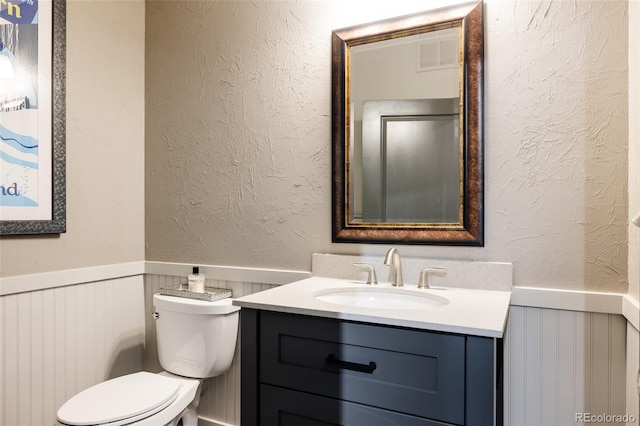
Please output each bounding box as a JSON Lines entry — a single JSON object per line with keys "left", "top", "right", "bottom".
{"left": 56, "top": 294, "right": 240, "bottom": 426}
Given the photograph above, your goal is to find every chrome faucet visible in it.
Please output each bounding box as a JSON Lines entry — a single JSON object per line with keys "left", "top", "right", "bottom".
{"left": 383, "top": 248, "right": 403, "bottom": 287}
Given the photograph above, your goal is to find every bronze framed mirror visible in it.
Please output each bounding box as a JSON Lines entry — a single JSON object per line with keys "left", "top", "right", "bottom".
{"left": 331, "top": 2, "right": 484, "bottom": 245}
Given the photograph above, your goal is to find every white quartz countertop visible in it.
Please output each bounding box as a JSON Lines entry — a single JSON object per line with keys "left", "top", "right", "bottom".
{"left": 233, "top": 276, "right": 511, "bottom": 338}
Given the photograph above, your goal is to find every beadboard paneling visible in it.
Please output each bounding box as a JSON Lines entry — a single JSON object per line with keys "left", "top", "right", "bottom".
{"left": 0, "top": 275, "right": 145, "bottom": 426}
{"left": 626, "top": 323, "right": 640, "bottom": 425}
{"left": 143, "top": 274, "right": 277, "bottom": 426}
{"left": 505, "top": 306, "right": 627, "bottom": 426}
{"left": 1, "top": 268, "right": 636, "bottom": 426}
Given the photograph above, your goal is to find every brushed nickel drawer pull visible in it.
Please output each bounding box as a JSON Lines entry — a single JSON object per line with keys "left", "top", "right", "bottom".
{"left": 326, "top": 354, "right": 377, "bottom": 374}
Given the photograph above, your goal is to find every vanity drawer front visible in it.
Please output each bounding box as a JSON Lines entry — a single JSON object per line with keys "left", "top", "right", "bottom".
{"left": 260, "top": 311, "right": 465, "bottom": 425}
{"left": 260, "top": 384, "right": 455, "bottom": 426}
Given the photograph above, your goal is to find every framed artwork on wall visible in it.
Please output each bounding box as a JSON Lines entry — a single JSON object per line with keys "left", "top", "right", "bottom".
{"left": 0, "top": 0, "right": 66, "bottom": 235}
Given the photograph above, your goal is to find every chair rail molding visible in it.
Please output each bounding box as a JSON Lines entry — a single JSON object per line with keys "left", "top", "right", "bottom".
{"left": 1, "top": 261, "right": 637, "bottom": 329}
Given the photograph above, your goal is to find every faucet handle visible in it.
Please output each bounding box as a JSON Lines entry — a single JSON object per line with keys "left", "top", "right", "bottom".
{"left": 418, "top": 267, "right": 447, "bottom": 289}
{"left": 353, "top": 263, "right": 378, "bottom": 285}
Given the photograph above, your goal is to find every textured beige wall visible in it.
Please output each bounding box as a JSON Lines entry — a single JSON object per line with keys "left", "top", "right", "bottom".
{"left": 146, "top": 0, "right": 628, "bottom": 293}
{"left": 0, "top": 1, "right": 146, "bottom": 278}
{"left": 485, "top": 0, "right": 628, "bottom": 292}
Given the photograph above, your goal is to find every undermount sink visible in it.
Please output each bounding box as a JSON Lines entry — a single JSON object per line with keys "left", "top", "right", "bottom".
{"left": 313, "top": 286, "right": 449, "bottom": 310}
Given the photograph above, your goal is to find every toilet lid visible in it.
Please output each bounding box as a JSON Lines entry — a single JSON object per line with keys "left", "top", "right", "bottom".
{"left": 57, "top": 372, "right": 181, "bottom": 426}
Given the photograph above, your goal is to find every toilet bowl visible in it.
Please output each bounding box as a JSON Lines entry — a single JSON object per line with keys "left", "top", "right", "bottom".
{"left": 56, "top": 295, "right": 240, "bottom": 426}
{"left": 56, "top": 372, "right": 200, "bottom": 426}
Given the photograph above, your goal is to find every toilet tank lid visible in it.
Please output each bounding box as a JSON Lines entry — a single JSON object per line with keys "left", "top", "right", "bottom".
{"left": 57, "top": 372, "right": 180, "bottom": 426}
{"left": 153, "top": 293, "right": 241, "bottom": 315}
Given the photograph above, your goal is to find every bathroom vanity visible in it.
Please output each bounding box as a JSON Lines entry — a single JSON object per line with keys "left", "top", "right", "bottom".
{"left": 234, "top": 276, "right": 510, "bottom": 426}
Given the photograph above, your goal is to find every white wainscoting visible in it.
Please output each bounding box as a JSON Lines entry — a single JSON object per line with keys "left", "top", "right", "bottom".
{"left": 0, "top": 275, "right": 145, "bottom": 426}
{"left": 505, "top": 306, "right": 629, "bottom": 426}
{"left": 1, "top": 262, "right": 638, "bottom": 426}
{"left": 626, "top": 323, "right": 640, "bottom": 425}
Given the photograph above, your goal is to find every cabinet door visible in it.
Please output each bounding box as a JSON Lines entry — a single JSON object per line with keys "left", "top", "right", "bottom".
{"left": 260, "top": 385, "right": 454, "bottom": 426}
{"left": 260, "top": 311, "right": 465, "bottom": 424}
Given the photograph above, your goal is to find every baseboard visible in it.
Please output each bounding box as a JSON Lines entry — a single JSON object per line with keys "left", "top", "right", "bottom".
{"left": 198, "top": 416, "right": 234, "bottom": 426}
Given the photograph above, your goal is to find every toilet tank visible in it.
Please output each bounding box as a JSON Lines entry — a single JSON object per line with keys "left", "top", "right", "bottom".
{"left": 153, "top": 294, "right": 240, "bottom": 379}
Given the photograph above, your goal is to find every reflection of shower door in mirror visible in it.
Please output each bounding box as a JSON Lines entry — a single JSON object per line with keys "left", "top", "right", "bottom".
{"left": 361, "top": 99, "right": 460, "bottom": 224}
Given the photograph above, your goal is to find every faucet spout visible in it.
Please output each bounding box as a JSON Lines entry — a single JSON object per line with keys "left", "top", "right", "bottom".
{"left": 383, "top": 248, "right": 403, "bottom": 287}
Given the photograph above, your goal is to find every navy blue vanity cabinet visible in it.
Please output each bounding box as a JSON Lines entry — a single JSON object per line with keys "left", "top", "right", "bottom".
{"left": 241, "top": 309, "right": 503, "bottom": 426}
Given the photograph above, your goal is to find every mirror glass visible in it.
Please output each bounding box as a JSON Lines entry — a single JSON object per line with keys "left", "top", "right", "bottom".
{"left": 332, "top": 2, "right": 483, "bottom": 245}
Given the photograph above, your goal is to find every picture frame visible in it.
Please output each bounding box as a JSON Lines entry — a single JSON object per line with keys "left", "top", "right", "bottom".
{"left": 0, "top": 0, "right": 66, "bottom": 235}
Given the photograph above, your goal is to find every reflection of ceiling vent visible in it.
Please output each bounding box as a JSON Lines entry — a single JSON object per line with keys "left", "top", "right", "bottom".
{"left": 417, "top": 37, "right": 458, "bottom": 72}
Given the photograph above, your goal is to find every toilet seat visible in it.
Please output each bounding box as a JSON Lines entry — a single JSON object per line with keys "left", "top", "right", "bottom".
{"left": 57, "top": 372, "right": 182, "bottom": 426}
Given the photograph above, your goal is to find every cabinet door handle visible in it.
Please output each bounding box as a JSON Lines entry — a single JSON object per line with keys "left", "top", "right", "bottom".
{"left": 326, "top": 354, "right": 377, "bottom": 374}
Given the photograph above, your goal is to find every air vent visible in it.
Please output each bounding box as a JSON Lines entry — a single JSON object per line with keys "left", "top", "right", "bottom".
{"left": 417, "top": 37, "right": 459, "bottom": 72}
